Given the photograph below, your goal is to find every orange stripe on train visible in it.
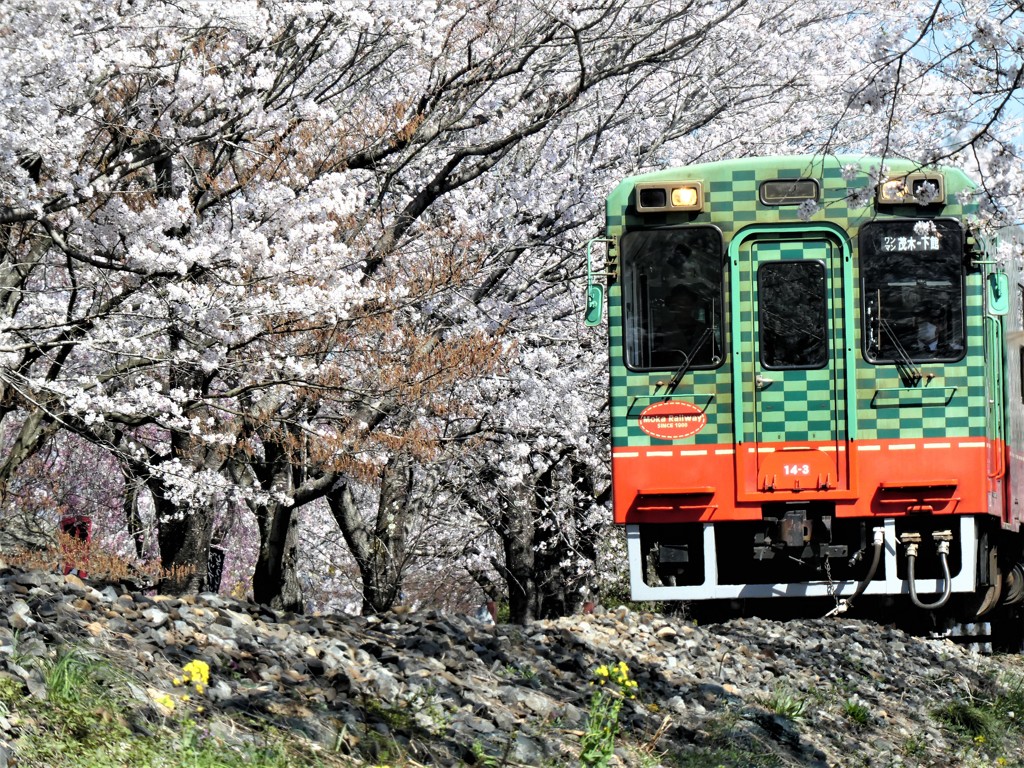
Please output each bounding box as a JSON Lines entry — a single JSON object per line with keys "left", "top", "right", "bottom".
{"left": 612, "top": 438, "right": 993, "bottom": 524}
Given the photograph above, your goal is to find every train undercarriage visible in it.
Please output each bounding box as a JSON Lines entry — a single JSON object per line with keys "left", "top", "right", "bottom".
{"left": 634, "top": 513, "right": 1024, "bottom": 649}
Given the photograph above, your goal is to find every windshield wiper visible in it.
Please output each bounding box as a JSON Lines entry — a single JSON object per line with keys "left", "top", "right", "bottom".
{"left": 664, "top": 327, "right": 713, "bottom": 394}
{"left": 880, "top": 319, "right": 922, "bottom": 387}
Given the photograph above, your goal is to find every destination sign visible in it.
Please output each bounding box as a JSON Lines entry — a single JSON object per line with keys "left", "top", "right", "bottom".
{"left": 879, "top": 234, "right": 940, "bottom": 252}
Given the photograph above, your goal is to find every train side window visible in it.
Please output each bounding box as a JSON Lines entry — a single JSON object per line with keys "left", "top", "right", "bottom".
{"left": 758, "top": 260, "right": 828, "bottom": 369}
{"left": 860, "top": 219, "right": 965, "bottom": 364}
{"left": 620, "top": 227, "right": 724, "bottom": 370}
{"left": 1017, "top": 284, "right": 1024, "bottom": 332}
{"left": 1020, "top": 347, "right": 1024, "bottom": 405}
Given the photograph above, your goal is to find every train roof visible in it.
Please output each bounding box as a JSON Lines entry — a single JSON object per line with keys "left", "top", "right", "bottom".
{"left": 607, "top": 154, "right": 979, "bottom": 209}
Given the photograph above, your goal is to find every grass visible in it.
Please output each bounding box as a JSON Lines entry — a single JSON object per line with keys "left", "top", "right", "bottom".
{"left": 841, "top": 698, "right": 872, "bottom": 728}
{"left": 0, "top": 645, "right": 351, "bottom": 768}
{"left": 44, "top": 648, "right": 103, "bottom": 705}
{"left": 14, "top": 720, "right": 307, "bottom": 768}
{"left": 671, "top": 708, "right": 783, "bottom": 768}
{"left": 935, "top": 700, "right": 1001, "bottom": 741}
{"left": 931, "top": 673, "right": 1024, "bottom": 764}
{"left": 674, "top": 747, "right": 784, "bottom": 768}
{"left": 759, "top": 687, "right": 807, "bottom": 722}
{"left": 902, "top": 733, "right": 929, "bottom": 758}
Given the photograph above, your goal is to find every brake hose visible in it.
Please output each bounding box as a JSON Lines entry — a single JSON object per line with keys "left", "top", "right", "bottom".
{"left": 906, "top": 532, "right": 953, "bottom": 610}
{"left": 825, "top": 527, "right": 884, "bottom": 617}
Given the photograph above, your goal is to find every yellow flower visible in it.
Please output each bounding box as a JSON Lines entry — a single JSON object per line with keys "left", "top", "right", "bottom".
{"left": 183, "top": 660, "right": 211, "bottom": 686}
{"left": 153, "top": 693, "right": 175, "bottom": 712}
{"left": 592, "top": 660, "right": 640, "bottom": 699}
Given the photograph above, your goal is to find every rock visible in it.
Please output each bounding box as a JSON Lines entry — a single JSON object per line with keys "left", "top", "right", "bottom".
{"left": 24, "top": 672, "right": 47, "bottom": 701}
{"left": 141, "top": 608, "right": 170, "bottom": 627}
{"left": 511, "top": 688, "right": 556, "bottom": 717}
{"left": 98, "top": 586, "right": 119, "bottom": 603}
{"left": 7, "top": 613, "right": 35, "bottom": 631}
{"left": 63, "top": 573, "right": 87, "bottom": 591}
{"left": 507, "top": 732, "right": 549, "bottom": 765}
{"left": 205, "top": 680, "right": 233, "bottom": 702}
{"left": 0, "top": 564, "right": 1018, "bottom": 768}
{"left": 655, "top": 625, "right": 678, "bottom": 641}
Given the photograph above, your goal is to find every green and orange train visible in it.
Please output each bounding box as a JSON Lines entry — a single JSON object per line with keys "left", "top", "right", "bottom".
{"left": 586, "top": 155, "right": 1024, "bottom": 640}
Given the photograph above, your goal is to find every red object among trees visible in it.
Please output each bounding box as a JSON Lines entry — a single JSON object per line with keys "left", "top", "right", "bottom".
{"left": 59, "top": 515, "right": 92, "bottom": 578}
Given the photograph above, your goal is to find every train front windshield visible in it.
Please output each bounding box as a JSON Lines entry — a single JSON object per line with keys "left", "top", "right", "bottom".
{"left": 861, "top": 219, "right": 966, "bottom": 363}
{"left": 621, "top": 227, "right": 724, "bottom": 370}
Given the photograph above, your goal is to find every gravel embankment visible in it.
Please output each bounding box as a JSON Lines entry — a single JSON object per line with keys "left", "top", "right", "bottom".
{"left": 2, "top": 565, "right": 1023, "bottom": 766}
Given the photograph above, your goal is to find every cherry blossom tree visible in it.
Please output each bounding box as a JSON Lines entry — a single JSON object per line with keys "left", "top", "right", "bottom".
{"left": 4, "top": 0, "right": 1023, "bottom": 618}
{"left": 827, "top": 1, "right": 1024, "bottom": 219}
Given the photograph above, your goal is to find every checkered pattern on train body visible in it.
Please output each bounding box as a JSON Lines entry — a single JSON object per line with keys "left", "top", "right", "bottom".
{"left": 606, "top": 156, "right": 986, "bottom": 449}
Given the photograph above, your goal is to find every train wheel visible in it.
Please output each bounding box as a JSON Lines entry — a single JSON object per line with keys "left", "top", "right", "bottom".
{"left": 684, "top": 600, "right": 737, "bottom": 626}
{"left": 987, "top": 604, "right": 1024, "bottom": 653}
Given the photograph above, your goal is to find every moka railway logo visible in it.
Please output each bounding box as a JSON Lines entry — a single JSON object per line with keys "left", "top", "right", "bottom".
{"left": 637, "top": 400, "right": 707, "bottom": 440}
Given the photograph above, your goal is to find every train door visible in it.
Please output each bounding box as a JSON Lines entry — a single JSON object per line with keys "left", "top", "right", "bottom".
{"left": 729, "top": 225, "right": 855, "bottom": 497}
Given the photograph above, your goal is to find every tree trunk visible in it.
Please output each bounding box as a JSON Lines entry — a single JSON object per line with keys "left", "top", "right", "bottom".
{"left": 327, "top": 457, "right": 414, "bottom": 615}
{"left": 121, "top": 469, "right": 146, "bottom": 560}
{"left": 532, "top": 456, "right": 606, "bottom": 619}
{"left": 501, "top": 506, "right": 539, "bottom": 624}
{"left": 251, "top": 500, "right": 304, "bottom": 612}
{"left": 479, "top": 451, "right": 607, "bottom": 624}
{"left": 239, "top": 431, "right": 307, "bottom": 612}
{"left": 0, "top": 409, "right": 57, "bottom": 507}
{"left": 154, "top": 489, "right": 212, "bottom": 595}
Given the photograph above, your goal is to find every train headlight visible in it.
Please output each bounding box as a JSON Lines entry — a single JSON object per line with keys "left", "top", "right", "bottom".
{"left": 672, "top": 186, "right": 700, "bottom": 208}
{"left": 877, "top": 173, "right": 945, "bottom": 206}
{"left": 635, "top": 181, "right": 704, "bottom": 213}
{"left": 878, "top": 179, "right": 909, "bottom": 204}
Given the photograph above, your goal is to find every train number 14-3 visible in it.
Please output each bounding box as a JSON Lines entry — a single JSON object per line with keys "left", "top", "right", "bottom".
{"left": 783, "top": 464, "right": 811, "bottom": 476}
